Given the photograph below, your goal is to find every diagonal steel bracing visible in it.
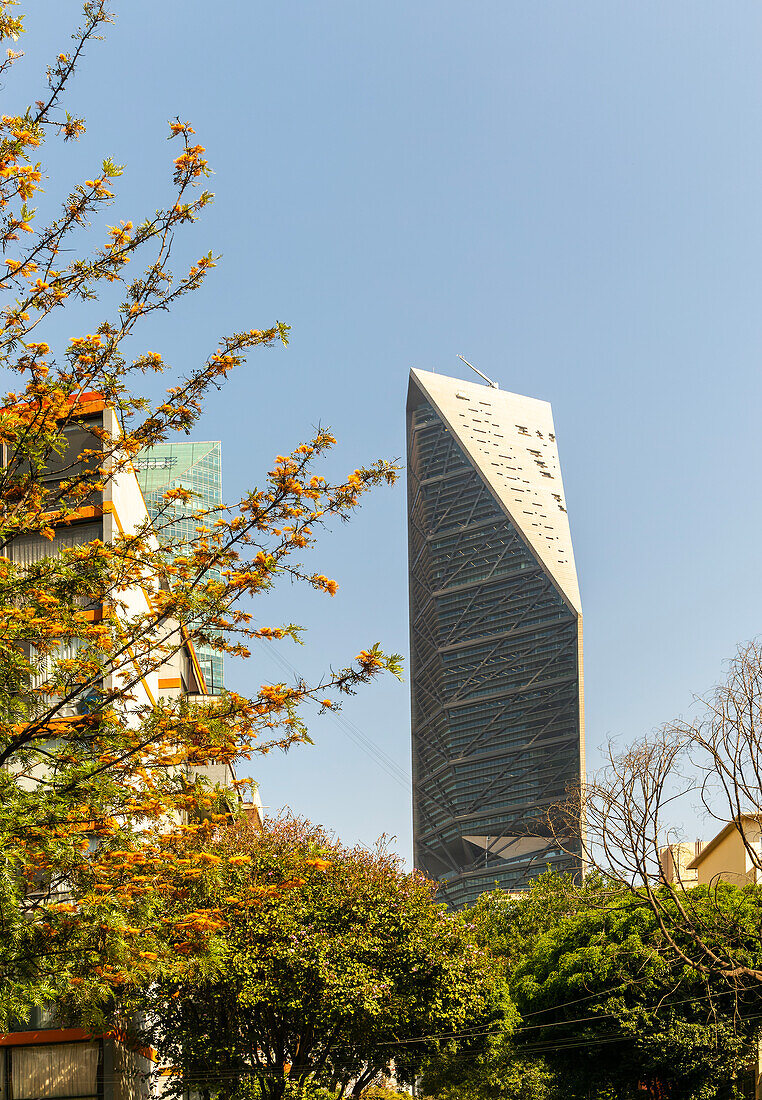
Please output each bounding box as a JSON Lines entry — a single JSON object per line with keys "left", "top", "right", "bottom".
{"left": 407, "top": 372, "right": 584, "bottom": 908}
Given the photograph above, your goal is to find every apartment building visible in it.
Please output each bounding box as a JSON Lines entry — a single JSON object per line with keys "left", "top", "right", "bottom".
{"left": 1, "top": 394, "right": 218, "bottom": 1100}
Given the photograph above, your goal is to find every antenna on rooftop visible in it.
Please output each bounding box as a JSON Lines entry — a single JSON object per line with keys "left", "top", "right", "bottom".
{"left": 458, "top": 355, "right": 499, "bottom": 389}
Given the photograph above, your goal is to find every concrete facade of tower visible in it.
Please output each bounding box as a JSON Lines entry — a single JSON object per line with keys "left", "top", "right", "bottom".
{"left": 407, "top": 368, "right": 585, "bottom": 907}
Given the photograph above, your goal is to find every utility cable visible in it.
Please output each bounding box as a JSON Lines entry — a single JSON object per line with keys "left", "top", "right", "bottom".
{"left": 255, "top": 639, "right": 410, "bottom": 789}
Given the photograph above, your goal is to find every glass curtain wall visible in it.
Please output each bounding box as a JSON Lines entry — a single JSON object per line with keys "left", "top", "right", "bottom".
{"left": 135, "top": 441, "right": 223, "bottom": 693}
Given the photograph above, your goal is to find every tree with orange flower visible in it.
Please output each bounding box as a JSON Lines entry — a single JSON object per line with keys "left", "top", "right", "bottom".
{"left": 0, "top": 0, "right": 400, "bottom": 1025}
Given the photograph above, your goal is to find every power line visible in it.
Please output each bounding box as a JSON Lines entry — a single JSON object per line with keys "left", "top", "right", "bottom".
{"left": 375, "top": 981, "right": 759, "bottom": 1048}
{"left": 255, "top": 640, "right": 411, "bottom": 789}
{"left": 95, "top": 1005, "right": 762, "bottom": 1088}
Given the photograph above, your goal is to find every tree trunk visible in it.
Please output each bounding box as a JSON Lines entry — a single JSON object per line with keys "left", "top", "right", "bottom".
{"left": 259, "top": 1074, "right": 287, "bottom": 1100}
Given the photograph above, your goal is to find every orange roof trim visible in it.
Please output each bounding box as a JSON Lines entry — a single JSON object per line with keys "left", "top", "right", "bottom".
{"left": 2, "top": 390, "right": 107, "bottom": 417}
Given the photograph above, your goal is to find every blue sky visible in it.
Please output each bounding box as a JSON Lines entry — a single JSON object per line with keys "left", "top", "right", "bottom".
{"left": 16, "top": 2, "right": 762, "bottom": 858}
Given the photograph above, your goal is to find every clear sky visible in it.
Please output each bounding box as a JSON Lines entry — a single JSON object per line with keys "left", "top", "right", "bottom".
{"left": 15, "top": 2, "right": 762, "bottom": 858}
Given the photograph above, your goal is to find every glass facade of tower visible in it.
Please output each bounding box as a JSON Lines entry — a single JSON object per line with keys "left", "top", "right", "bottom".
{"left": 408, "top": 387, "right": 582, "bottom": 908}
{"left": 135, "top": 441, "right": 224, "bottom": 693}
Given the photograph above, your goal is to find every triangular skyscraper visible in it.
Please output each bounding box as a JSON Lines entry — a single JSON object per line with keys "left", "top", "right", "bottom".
{"left": 407, "top": 368, "right": 584, "bottom": 906}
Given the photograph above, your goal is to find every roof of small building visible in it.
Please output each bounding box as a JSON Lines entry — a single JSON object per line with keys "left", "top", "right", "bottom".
{"left": 686, "top": 816, "right": 762, "bottom": 869}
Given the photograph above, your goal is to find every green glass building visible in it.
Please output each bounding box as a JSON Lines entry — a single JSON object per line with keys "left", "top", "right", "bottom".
{"left": 407, "top": 370, "right": 584, "bottom": 907}
{"left": 136, "top": 440, "right": 224, "bottom": 693}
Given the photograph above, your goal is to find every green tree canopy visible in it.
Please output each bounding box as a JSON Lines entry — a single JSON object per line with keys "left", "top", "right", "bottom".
{"left": 147, "top": 816, "right": 507, "bottom": 1100}
{"left": 423, "top": 873, "right": 762, "bottom": 1100}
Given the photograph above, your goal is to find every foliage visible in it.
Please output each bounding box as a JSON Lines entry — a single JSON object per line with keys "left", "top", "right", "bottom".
{"left": 146, "top": 816, "right": 504, "bottom": 1100}
{"left": 422, "top": 1032, "right": 555, "bottom": 1100}
{"left": 424, "top": 873, "right": 762, "bottom": 1100}
{"left": 0, "top": 1, "right": 400, "bottom": 1022}
{"left": 360, "top": 1087, "right": 411, "bottom": 1100}
{"left": 420, "top": 877, "right": 574, "bottom": 1100}
{"left": 569, "top": 640, "right": 762, "bottom": 990}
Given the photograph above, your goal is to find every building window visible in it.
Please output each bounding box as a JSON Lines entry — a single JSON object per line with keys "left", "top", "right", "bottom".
{"left": 8, "top": 1041, "right": 100, "bottom": 1100}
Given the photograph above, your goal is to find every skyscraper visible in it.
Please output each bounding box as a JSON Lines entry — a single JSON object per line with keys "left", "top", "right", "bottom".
{"left": 407, "top": 369, "right": 584, "bottom": 907}
{"left": 135, "top": 440, "right": 224, "bottom": 693}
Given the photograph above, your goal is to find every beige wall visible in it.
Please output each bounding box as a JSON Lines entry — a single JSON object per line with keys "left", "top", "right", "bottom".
{"left": 660, "top": 842, "right": 700, "bottom": 886}
{"left": 101, "top": 407, "right": 207, "bottom": 708}
{"left": 693, "top": 825, "right": 762, "bottom": 887}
